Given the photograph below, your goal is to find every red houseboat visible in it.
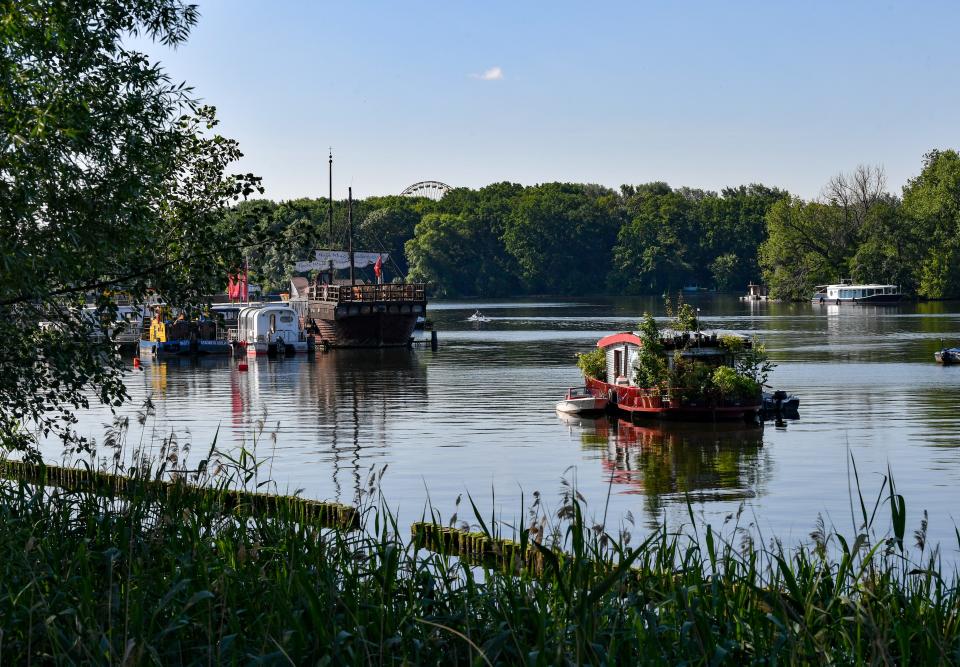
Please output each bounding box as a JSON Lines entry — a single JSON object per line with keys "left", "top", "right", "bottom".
{"left": 584, "top": 332, "right": 762, "bottom": 422}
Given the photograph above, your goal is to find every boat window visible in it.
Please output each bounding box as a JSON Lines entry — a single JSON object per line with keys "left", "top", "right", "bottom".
{"left": 280, "top": 314, "right": 294, "bottom": 324}
{"left": 269, "top": 313, "right": 276, "bottom": 332}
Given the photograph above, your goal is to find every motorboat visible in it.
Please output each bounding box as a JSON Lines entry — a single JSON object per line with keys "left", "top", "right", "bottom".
{"left": 811, "top": 281, "right": 902, "bottom": 304}
{"left": 935, "top": 347, "right": 960, "bottom": 365}
{"left": 467, "top": 310, "right": 490, "bottom": 323}
{"left": 761, "top": 391, "right": 799, "bottom": 419}
{"left": 555, "top": 387, "right": 608, "bottom": 414}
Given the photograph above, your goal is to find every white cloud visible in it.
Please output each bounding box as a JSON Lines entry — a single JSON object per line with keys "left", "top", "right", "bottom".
{"left": 472, "top": 66, "right": 503, "bottom": 81}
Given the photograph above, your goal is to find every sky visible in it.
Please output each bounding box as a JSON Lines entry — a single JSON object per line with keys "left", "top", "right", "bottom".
{"left": 137, "top": 0, "right": 960, "bottom": 201}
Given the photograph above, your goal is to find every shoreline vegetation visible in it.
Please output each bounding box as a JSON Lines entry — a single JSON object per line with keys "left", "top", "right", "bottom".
{"left": 234, "top": 156, "right": 960, "bottom": 304}
{"left": 1, "top": 433, "right": 957, "bottom": 664}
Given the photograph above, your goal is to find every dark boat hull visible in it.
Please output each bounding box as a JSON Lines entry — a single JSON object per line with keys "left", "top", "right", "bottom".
{"left": 307, "top": 301, "right": 420, "bottom": 348}
{"left": 935, "top": 348, "right": 960, "bottom": 365}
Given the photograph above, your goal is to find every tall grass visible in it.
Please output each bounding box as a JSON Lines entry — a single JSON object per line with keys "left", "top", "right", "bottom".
{"left": 1, "top": 427, "right": 958, "bottom": 664}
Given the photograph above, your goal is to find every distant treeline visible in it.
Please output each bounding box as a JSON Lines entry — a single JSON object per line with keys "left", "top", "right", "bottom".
{"left": 231, "top": 149, "right": 960, "bottom": 300}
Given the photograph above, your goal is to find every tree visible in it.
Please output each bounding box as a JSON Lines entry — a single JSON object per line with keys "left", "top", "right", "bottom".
{"left": 759, "top": 198, "right": 841, "bottom": 299}
{"left": 357, "top": 202, "right": 421, "bottom": 279}
{"left": 1, "top": 1, "right": 266, "bottom": 454}
{"left": 504, "top": 183, "right": 621, "bottom": 294}
{"left": 611, "top": 184, "right": 695, "bottom": 293}
{"left": 902, "top": 150, "right": 960, "bottom": 299}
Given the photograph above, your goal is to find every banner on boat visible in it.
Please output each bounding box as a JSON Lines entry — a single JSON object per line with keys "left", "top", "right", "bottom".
{"left": 295, "top": 251, "right": 388, "bottom": 272}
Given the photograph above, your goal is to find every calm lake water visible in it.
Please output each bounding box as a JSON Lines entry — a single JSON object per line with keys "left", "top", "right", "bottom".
{"left": 51, "top": 296, "right": 960, "bottom": 554}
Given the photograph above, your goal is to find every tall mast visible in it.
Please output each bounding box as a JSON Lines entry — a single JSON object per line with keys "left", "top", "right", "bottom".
{"left": 348, "top": 186, "right": 355, "bottom": 286}
{"left": 327, "top": 149, "right": 333, "bottom": 240}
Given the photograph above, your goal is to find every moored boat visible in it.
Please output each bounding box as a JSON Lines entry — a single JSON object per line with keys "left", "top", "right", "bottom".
{"left": 812, "top": 281, "right": 902, "bottom": 304}
{"left": 935, "top": 347, "right": 960, "bottom": 365}
{"left": 288, "top": 159, "right": 427, "bottom": 348}
{"left": 555, "top": 387, "right": 608, "bottom": 414}
{"left": 580, "top": 323, "right": 765, "bottom": 422}
{"left": 237, "top": 304, "right": 313, "bottom": 356}
{"left": 139, "top": 309, "right": 233, "bottom": 359}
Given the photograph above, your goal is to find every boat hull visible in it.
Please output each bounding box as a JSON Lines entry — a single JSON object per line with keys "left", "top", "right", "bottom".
{"left": 307, "top": 301, "right": 420, "bottom": 348}
{"left": 935, "top": 348, "right": 960, "bottom": 365}
{"left": 139, "top": 339, "right": 233, "bottom": 358}
{"left": 586, "top": 378, "right": 760, "bottom": 421}
{"left": 812, "top": 294, "right": 902, "bottom": 304}
{"left": 555, "top": 397, "right": 608, "bottom": 414}
{"left": 246, "top": 340, "right": 311, "bottom": 357}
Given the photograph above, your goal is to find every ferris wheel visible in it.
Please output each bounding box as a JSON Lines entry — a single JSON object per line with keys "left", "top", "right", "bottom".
{"left": 400, "top": 180, "right": 452, "bottom": 201}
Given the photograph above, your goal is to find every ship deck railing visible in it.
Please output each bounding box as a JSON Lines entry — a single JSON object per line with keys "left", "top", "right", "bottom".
{"left": 306, "top": 283, "right": 426, "bottom": 304}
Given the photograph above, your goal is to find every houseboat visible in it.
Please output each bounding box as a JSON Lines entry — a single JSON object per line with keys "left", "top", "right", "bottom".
{"left": 582, "top": 331, "right": 762, "bottom": 422}
{"left": 811, "top": 281, "right": 902, "bottom": 304}
{"left": 237, "top": 304, "right": 313, "bottom": 356}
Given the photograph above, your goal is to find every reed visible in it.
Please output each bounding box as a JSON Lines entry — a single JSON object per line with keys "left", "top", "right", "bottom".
{"left": 0, "top": 444, "right": 957, "bottom": 664}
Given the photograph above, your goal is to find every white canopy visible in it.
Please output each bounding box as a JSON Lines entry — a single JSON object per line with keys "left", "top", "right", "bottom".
{"left": 295, "top": 250, "right": 388, "bottom": 272}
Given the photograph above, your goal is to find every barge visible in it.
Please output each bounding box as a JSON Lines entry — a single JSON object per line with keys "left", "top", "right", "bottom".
{"left": 583, "top": 331, "right": 762, "bottom": 422}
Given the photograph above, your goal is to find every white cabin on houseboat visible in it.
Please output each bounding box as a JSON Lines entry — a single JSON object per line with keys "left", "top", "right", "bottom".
{"left": 237, "top": 304, "right": 311, "bottom": 356}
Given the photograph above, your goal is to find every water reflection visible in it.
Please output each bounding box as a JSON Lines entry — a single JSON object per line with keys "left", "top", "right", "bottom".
{"left": 560, "top": 414, "right": 770, "bottom": 522}
{"left": 50, "top": 296, "right": 960, "bottom": 556}
{"left": 304, "top": 350, "right": 428, "bottom": 502}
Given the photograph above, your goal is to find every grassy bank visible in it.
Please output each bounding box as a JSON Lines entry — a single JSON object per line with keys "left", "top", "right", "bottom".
{"left": 0, "top": 454, "right": 957, "bottom": 665}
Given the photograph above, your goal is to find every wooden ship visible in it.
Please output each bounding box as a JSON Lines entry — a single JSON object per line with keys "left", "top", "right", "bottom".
{"left": 290, "top": 152, "right": 427, "bottom": 348}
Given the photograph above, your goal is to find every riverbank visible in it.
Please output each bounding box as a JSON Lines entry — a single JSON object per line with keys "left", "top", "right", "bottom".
{"left": 1, "top": 456, "right": 956, "bottom": 664}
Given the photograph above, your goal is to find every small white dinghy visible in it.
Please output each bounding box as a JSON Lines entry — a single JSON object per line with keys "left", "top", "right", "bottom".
{"left": 555, "top": 387, "right": 608, "bottom": 414}
{"left": 467, "top": 310, "right": 490, "bottom": 323}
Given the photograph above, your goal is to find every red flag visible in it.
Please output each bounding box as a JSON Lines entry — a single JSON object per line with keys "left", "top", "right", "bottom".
{"left": 227, "top": 274, "right": 237, "bottom": 300}
{"left": 373, "top": 255, "right": 383, "bottom": 283}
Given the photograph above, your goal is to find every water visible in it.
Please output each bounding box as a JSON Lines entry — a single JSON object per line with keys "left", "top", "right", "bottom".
{"left": 50, "top": 296, "right": 960, "bottom": 554}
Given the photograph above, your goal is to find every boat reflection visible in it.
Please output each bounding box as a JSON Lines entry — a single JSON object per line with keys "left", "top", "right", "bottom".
{"left": 560, "top": 413, "right": 770, "bottom": 519}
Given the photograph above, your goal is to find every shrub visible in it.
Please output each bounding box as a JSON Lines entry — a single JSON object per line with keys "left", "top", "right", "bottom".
{"left": 576, "top": 348, "right": 605, "bottom": 379}
{"left": 634, "top": 313, "right": 667, "bottom": 388}
{"left": 719, "top": 334, "right": 746, "bottom": 352}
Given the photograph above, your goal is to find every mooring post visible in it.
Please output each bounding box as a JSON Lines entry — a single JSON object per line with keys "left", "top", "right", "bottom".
{"left": 430, "top": 329, "right": 438, "bottom": 350}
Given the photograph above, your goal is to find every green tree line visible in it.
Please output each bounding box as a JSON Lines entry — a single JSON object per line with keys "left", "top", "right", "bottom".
{"left": 236, "top": 182, "right": 788, "bottom": 296}
{"left": 238, "top": 150, "right": 960, "bottom": 300}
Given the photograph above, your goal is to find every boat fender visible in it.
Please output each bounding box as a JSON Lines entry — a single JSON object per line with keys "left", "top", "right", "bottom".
{"left": 607, "top": 388, "right": 618, "bottom": 405}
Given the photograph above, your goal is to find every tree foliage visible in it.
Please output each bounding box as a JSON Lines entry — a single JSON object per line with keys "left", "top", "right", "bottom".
{"left": 902, "top": 150, "right": 960, "bottom": 299}
{"left": 1, "top": 0, "right": 265, "bottom": 453}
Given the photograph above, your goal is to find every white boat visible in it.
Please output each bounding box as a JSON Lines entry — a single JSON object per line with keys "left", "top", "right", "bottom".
{"left": 237, "top": 304, "right": 313, "bottom": 356}
{"left": 555, "top": 387, "right": 608, "bottom": 414}
{"left": 811, "top": 281, "right": 902, "bottom": 304}
{"left": 467, "top": 310, "right": 490, "bottom": 323}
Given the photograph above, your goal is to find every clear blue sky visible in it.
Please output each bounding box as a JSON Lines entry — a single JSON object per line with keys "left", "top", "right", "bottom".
{"left": 140, "top": 0, "right": 960, "bottom": 201}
